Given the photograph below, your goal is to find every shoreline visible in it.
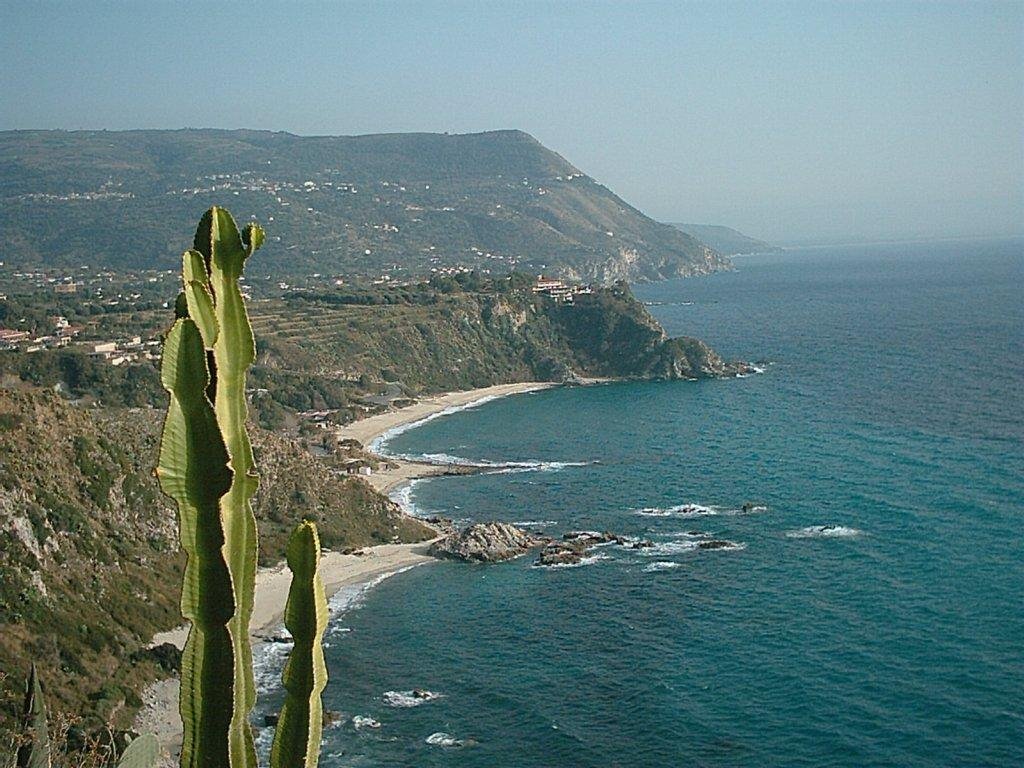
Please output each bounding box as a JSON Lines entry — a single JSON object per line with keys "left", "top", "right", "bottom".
{"left": 336, "top": 381, "right": 556, "bottom": 494}
{"left": 134, "top": 540, "right": 440, "bottom": 763}
{"left": 133, "top": 380, "right": 555, "bottom": 761}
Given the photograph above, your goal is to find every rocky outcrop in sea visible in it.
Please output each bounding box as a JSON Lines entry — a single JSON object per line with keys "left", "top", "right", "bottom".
{"left": 428, "top": 522, "right": 544, "bottom": 562}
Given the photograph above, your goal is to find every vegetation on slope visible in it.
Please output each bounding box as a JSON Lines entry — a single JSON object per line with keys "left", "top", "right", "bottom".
{"left": 0, "top": 129, "right": 728, "bottom": 283}
{"left": 251, "top": 273, "right": 747, "bottom": 395}
{"left": 0, "top": 387, "right": 431, "bottom": 740}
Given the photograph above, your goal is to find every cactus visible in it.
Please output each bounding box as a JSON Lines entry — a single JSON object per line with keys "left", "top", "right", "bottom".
{"left": 15, "top": 664, "right": 49, "bottom": 768}
{"left": 116, "top": 734, "right": 161, "bottom": 768}
{"left": 270, "top": 523, "right": 329, "bottom": 768}
{"left": 158, "top": 207, "right": 263, "bottom": 767}
{"left": 158, "top": 208, "right": 327, "bottom": 768}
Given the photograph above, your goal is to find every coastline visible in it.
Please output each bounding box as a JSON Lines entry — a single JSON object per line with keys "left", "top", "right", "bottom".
{"left": 336, "top": 381, "right": 555, "bottom": 494}
{"left": 133, "top": 380, "right": 554, "bottom": 760}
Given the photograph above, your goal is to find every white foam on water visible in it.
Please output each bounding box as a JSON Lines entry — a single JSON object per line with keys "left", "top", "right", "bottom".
{"left": 255, "top": 564, "right": 426, "bottom": 693}
{"left": 635, "top": 502, "right": 768, "bottom": 518}
{"left": 388, "top": 479, "right": 434, "bottom": 517}
{"left": 638, "top": 539, "right": 701, "bottom": 556}
{"left": 644, "top": 561, "right": 682, "bottom": 572}
{"left": 512, "top": 520, "right": 559, "bottom": 527}
{"left": 368, "top": 395, "right": 503, "bottom": 455}
{"left": 382, "top": 689, "right": 444, "bottom": 708}
{"left": 786, "top": 525, "right": 862, "bottom": 539}
{"left": 533, "top": 552, "right": 612, "bottom": 570}
{"left": 635, "top": 503, "right": 719, "bottom": 518}
{"left": 352, "top": 715, "right": 382, "bottom": 729}
{"left": 425, "top": 732, "right": 463, "bottom": 747}
{"left": 369, "top": 393, "right": 593, "bottom": 476}
{"left": 396, "top": 453, "right": 594, "bottom": 475}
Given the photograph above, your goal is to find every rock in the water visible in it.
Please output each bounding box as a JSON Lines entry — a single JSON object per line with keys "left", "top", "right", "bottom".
{"left": 535, "top": 541, "right": 589, "bottom": 567}
{"left": 562, "top": 530, "right": 626, "bottom": 546}
{"left": 429, "top": 522, "right": 542, "bottom": 562}
{"left": 698, "top": 539, "right": 737, "bottom": 550}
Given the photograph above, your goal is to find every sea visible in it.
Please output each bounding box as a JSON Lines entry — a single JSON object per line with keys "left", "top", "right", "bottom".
{"left": 257, "top": 237, "right": 1023, "bottom": 767}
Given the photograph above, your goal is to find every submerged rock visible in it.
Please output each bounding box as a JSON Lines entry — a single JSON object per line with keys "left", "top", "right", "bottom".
{"left": 535, "top": 541, "right": 589, "bottom": 567}
{"left": 697, "top": 539, "right": 738, "bottom": 550}
{"left": 429, "top": 522, "right": 542, "bottom": 562}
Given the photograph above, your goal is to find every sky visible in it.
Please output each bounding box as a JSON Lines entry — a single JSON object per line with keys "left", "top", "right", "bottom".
{"left": 1, "top": 0, "right": 1021, "bottom": 243}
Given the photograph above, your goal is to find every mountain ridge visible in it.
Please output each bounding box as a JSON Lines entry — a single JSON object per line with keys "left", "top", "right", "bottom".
{"left": 673, "top": 223, "right": 781, "bottom": 256}
{"left": 0, "top": 128, "right": 728, "bottom": 283}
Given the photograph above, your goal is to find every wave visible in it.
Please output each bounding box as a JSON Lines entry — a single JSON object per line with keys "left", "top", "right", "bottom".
{"left": 512, "top": 520, "right": 559, "bottom": 527}
{"left": 634, "top": 502, "right": 768, "bottom": 518}
{"left": 786, "top": 525, "right": 862, "bottom": 539}
{"left": 532, "top": 552, "right": 611, "bottom": 570}
{"left": 391, "top": 451, "right": 595, "bottom": 475}
{"left": 634, "top": 503, "right": 718, "bottom": 518}
{"left": 736, "top": 363, "right": 766, "bottom": 378}
{"left": 644, "top": 561, "right": 682, "bottom": 572}
{"left": 638, "top": 540, "right": 701, "bottom": 556}
{"left": 369, "top": 393, "right": 594, "bottom": 477}
{"left": 425, "top": 732, "right": 463, "bottom": 747}
{"left": 254, "top": 564, "right": 426, "bottom": 694}
{"left": 352, "top": 715, "right": 382, "bottom": 729}
{"left": 388, "top": 479, "right": 435, "bottom": 517}
{"left": 382, "top": 689, "right": 444, "bottom": 708}
{"left": 368, "top": 395, "right": 505, "bottom": 455}
{"left": 637, "top": 536, "right": 745, "bottom": 557}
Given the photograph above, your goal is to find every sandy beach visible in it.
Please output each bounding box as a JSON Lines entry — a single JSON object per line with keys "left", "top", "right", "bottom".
{"left": 133, "top": 381, "right": 552, "bottom": 760}
{"left": 337, "top": 381, "right": 553, "bottom": 493}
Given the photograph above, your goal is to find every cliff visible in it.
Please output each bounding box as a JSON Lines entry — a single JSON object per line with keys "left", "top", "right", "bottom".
{"left": 251, "top": 278, "right": 749, "bottom": 402}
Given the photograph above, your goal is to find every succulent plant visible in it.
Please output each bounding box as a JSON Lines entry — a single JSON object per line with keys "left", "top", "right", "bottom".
{"left": 158, "top": 208, "right": 327, "bottom": 767}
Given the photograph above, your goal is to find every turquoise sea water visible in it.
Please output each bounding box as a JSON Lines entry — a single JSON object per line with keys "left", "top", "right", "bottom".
{"left": 263, "top": 239, "right": 1024, "bottom": 766}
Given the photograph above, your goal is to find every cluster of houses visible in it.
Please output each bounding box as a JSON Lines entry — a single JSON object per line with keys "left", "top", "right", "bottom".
{"left": 0, "top": 315, "right": 84, "bottom": 352}
{"left": 0, "top": 314, "right": 159, "bottom": 364}
{"left": 89, "top": 336, "right": 161, "bottom": 366}
{"left": 531, "top": 276, "right": 593, "bottom": 304}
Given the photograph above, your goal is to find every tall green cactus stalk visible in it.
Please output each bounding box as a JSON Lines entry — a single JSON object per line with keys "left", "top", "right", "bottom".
{"left": 270, "top": 522, "right": 329, "bottom": 768}
{"left": 158, "top": 207, "right": 263, "bottom": 767}
{"left": 158, "top": 208, "right": 328, "bottom": 768}
{"left": 15, "top": 664, "right": 49, "bottom": 768}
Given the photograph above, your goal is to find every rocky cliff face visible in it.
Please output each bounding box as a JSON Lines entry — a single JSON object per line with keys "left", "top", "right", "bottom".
{"left": 542, "top": 282, "right": 751, "bottom": 380}
{"left": 257, "top": 281, "right": 750, "bottom": 394}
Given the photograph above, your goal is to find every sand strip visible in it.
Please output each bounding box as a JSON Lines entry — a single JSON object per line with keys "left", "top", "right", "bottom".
{"left": 133, "top": 381, "right": 552, "bottom": 760}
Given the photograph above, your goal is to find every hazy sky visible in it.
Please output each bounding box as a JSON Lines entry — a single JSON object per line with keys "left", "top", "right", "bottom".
{"left": 2, "top": 1, "right": 1021, "bottom": 242}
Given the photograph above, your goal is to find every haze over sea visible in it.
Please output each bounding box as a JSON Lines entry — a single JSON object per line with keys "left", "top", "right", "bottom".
{"left": 262, "top": 238, "right": 1023, "bottom": 767}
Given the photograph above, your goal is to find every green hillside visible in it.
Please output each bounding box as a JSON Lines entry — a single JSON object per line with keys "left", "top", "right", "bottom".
{"left": 0, "top": 129, "right": 728, "bottom": 283}
{"left": 0, "top": 387, "right": 432, "bottom": 737}
{"left": 252, "top": 276, "right": 748, "bottom": 395}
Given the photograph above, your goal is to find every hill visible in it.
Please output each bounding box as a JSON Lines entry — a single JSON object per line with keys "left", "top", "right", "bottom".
{"left": 0, "top": 387, "right": 432, "bottom": 737}
{"left": 0, "top": 129, "right": 728, "bottom": 283}
{"left": 673, "top": 223, "right": 781, "bottom": 255}
{"left": 252, "top": 276, "right": 749, "bottom": 397}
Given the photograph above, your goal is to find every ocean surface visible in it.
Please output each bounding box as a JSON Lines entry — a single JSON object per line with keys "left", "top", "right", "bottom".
{"left": 259, "top": 238, "right": 1023, "bottom": 767}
